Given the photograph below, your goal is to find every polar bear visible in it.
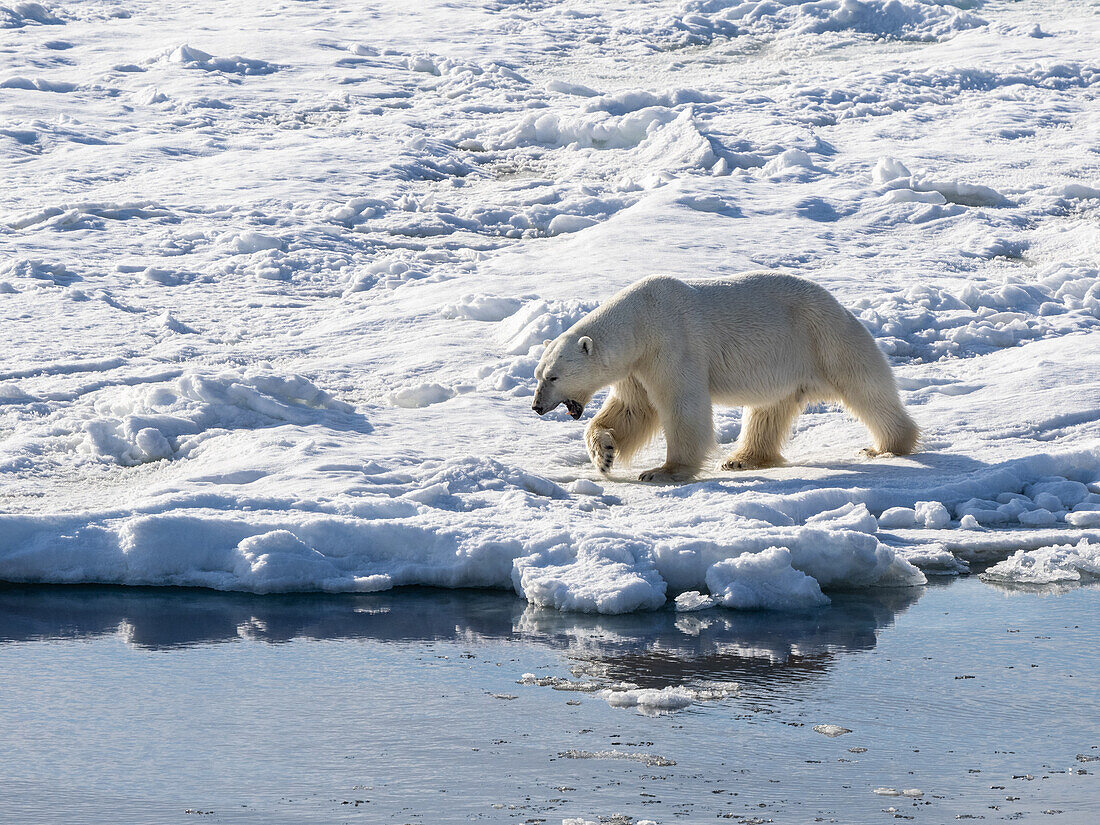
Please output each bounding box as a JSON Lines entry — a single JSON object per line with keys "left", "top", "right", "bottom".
{"left": 532, "top": 272, "right": 919, "bottom": 482}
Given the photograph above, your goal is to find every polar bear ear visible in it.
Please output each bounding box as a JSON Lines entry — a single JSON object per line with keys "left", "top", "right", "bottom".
{"left": 578, "top": 336, "right": 593, "bottom": 355}
{"left": 543, "top": 339, "right": 552, "bottom": 346}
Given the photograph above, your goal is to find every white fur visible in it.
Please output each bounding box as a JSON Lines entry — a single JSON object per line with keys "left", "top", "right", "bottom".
{"left": 532, "top": 272, "right": 919, "bottom": 483}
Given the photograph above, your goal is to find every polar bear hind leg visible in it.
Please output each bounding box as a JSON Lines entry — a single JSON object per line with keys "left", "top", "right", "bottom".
{"left": 585, "top": 377, "right": 659, "bottom": 475}
{"left": 840, "top": 379, "right": 920, "bottom": 457}
{"left": 823, "top": 339, "right": 920, "bottom": 456}
{"left": 808, "top": 308, "right": 920, "bottom": 458}
{"left": 722, "top": 394, "right": 803, "bottom": 470}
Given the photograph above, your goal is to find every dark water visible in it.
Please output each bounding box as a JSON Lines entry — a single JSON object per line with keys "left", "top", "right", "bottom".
{"left": 0, "top": 577, "right": 1096, "bottom": 824}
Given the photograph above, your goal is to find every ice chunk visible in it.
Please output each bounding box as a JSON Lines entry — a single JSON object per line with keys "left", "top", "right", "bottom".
{"left": 980, "top": 540, "right": 1100, "bottom": 585}
{"left": 898, "top": 543, "right": 967, "bottom": 575}
{"left": 878, "top": 507, "right": 917, "bottom": 528}
{"left": 674, "top": 590, "right": 715, "bottom": 611}
{"left": 600, "top": 686, "right": 694, "bottom": 713}
{"left": 808, "top": 502, "right": 878, "bottom": 533}
{"left": 512, "top": 537, "right": 667, "bottom": 614}
{"left": 558, "top": 750, "right": 675, "bottom": 767}
{"left": 1018, "top": 508, "right": 1057, "bottom": 527}
{"left": 1066, "top": 511, "right": 1100, "bottom": 528}
{"left": 706, "top": 547, "right": 830, "bottom": 611}
{"left": 915, "top": 501, "right": 951, "bottom": 529}
{"left": 813, "top": 724, "right": 852, "bottom": 737}
{"left": 1025, "top": 479, "right": 1089, "bottom": 508}
{"left": 223, "top": 231, "right": 284, "bottom": 254}
{"left": 234, "top": 531, "right": 342, "bottom": 593}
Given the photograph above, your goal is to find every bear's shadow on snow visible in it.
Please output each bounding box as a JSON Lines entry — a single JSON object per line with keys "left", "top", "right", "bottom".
{"left": 0, "top": 582, "right": 925, "bottom": 692}
{"left": 652, "top": 450, "right": 993, "bottom": 498}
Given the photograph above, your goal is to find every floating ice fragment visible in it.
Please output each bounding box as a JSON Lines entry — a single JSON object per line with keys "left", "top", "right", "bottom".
{"left": 600, "top": 686, "right": 694, "bottom": 712}
{"left": 558, "top": 749, "right": 675, "bottom": 767}
{"left": 981, "top": 540, "right": 1100, "bottom": 585}
{"left": 873, "top": 787, "right": 902, "bottom": 796}
{"left": 674, "top": 590, "right": 715, "bottom": 611}
{"left": 813, "top": 724, "right": 852, "bottom": 737}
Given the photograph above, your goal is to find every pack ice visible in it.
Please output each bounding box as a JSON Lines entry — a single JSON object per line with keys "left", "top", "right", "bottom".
{"left": 1, "top": 0, "right": 1098, "bottom": 611}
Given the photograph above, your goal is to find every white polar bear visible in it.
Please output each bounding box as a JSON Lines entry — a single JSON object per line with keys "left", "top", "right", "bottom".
{"left": 532, "top": 272, "right": 919, "bottom": 483}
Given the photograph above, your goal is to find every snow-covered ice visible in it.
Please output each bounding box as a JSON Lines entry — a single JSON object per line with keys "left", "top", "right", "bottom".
{"left": 980, "top": 539, "right": 1100, "bottom": 585}
{"left": 1, "top": 0, "right": 1099, "bottom": 611}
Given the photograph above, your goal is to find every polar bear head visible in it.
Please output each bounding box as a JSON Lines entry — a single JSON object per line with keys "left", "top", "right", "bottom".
{"left": 531, "top": 333, "right": 604, "bottom": 419}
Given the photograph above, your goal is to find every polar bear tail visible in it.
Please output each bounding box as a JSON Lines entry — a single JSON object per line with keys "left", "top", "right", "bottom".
{"left": 817, "top": 311, "right": 920, "bottom": 456}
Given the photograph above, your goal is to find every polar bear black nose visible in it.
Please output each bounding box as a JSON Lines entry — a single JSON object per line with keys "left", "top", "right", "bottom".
{"left": 532, "top": 402, "right": 545, "bottom": 415}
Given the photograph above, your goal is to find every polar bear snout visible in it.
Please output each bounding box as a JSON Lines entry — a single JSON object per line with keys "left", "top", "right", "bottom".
{"left": 531, "top": 387, "right": 585, "bottom": 419}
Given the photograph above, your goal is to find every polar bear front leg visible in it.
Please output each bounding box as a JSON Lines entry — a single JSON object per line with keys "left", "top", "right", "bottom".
{"left": 638, "top": 378, "right": 713, "bottom": 483}
{"left": 585, "top": 426, "right": 617, "bottom": 474}
{"left": 585, "top": 378, "right": 659, "bottom": 475}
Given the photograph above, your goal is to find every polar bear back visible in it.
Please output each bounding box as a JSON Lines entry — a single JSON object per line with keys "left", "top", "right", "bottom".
{"left": 604, "top": 272, "right": 886, "bottom": 407}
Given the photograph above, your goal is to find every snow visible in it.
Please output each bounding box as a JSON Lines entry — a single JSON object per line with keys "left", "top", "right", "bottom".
{"left": 1, "top": 0, "right": 1099, "bottom": 612}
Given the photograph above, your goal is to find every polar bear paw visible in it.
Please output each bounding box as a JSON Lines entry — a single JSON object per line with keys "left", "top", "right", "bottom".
{"left": 721, "top": 454, "right": 781, "bottom": 471}
{"left": 860, "top": 447, "right": 896, "bottom": 459}
{"left": 639, "top": 464, "right": 695, "bottom": 483}
{"left": 586, "top": 428, "right": 616, "bottom": 475}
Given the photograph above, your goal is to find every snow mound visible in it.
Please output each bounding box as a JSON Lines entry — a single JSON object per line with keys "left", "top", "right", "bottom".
{"left": 440, "top": 294, "right": 525, "bottom": 322}
{"left": 165, "top": 44, "right": 277, "bottom": 76}
{"left": 495, "top": 298, "right": 598, "bottom": 355}
{"left": 77, "top": 370, "right": 358, "bottom": 466}
{"left": 980, "top": 540, "right": 1100, "bottom": 586}
{"left": 1, "top": 2, "right": 62, "bottom": 28}
{"left": 477, "top": 104, "right": 724, "bottom": 181}
{"left": 386, "top": 382, "right": 455, "bottom": 408}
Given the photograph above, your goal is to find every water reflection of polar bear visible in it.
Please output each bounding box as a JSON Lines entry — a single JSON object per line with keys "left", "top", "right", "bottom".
{"left": 0, "top": 584, "right": 922, "bottom": 691}
{"left": 532, "top": 273, "right": 919, "bottom": 482}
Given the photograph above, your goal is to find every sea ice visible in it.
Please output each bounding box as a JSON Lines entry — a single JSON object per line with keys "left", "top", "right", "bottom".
{"left": 0, "top": 0, "right": 1097, "bottom": 613}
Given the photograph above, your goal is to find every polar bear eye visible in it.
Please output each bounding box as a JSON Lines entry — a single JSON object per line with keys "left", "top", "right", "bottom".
{"left": 548, "top": 376, "right": 558, "bottom": 382}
